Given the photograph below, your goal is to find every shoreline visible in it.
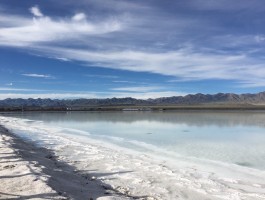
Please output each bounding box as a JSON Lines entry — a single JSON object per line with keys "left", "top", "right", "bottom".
{"left": 0, "top": 125, "right": 132, "bottom": 200}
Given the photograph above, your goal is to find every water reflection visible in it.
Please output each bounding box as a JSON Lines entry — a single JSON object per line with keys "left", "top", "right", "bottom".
{"left": 2, "top": 111, "right": 265, "bottom": 169}
{"left": 3, "top": 111, "right": 265, "bottom": 127}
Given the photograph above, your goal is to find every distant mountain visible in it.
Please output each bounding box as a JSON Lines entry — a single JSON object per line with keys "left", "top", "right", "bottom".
{"left": 1, "top": 92, "right": 265, "bottom": 109}
{"left": 149, "top": 92, "right": 265, "bottom": 105}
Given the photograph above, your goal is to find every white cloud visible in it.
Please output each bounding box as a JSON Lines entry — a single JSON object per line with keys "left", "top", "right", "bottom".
{"left": 85, "top": 74, "right": 119, "bottom": 79}
{"left": 29, "top": 6, "right": 44, "bottom": 17}
{"left": 0, "top": 93, "right": 99, "bottom": 99}
{"left": 237, "top": 79, "right": 265, "bottom": 88}
{"left": 5, "top": 83, "right": 13, "bottom": 86}
{"left": 72, "top": 13, "right": 86, "bottom": 21}
{"left": 22, "top": 74, "right": 54, "bottom": 78}
{"left": 38, "top": 46, "right": 265, "bottom": 87}
{"left": 54, "top": 57, "right": 70, "bottom": 62}
{"left": 0, "top": 91, "right": 186, "bottom": 100}
{"left": 112, "top": 80, "right": 137, "bottom": 83}
{"left": 0, "top": 5, "right": 265, "bottom": 89}
{"left": 0, "top": 8, "right": 122, "bottom": 46}
{"left": 112, "top": 86, "right": 163, "bottom": 92}
{"left": 0, "top": 87, "right": 45, "bottom": 92}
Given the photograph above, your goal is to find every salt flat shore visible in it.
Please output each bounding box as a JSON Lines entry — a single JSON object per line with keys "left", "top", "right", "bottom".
{"left": 1, "top": 116, "right": 265, "bottom": 200}
{"left": 0, "top": 126, "right": 131, "bottom": 200}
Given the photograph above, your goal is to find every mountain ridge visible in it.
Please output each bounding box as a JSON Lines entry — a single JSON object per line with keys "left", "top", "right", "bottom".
{"left": 1, "top": 91, "right": 265, "bottom": 108}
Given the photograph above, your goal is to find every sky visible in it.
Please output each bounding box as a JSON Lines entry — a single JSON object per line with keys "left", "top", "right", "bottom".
{"left": 0, "top": 0, "right": 265, "bottom": 99}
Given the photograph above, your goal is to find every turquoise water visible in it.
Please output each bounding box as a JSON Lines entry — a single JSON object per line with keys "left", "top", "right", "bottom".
{"left": 2, "top": 111, "right": 265, "bottom": 170}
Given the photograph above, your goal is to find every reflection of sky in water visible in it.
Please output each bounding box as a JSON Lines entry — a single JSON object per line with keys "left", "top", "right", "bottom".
{"left": 3, "top": 111, "right": 265, "bottom": 169}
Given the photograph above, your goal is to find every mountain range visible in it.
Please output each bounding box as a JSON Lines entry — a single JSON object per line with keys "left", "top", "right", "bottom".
{"left": 1, "top": 92, "right": 265, "bottom": 109}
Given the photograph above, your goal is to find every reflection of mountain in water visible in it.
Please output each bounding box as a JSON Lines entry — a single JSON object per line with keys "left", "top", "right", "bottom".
{"left": 4, "top": 111, "right": 265, "bottom": 128}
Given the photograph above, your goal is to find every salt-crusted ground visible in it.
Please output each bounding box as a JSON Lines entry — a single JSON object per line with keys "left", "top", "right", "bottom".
{"left": 0, "top": 126, "right": 131, "bottom": 200}
{"left": 0, "top": 132, "right": 63, "bottom": 199}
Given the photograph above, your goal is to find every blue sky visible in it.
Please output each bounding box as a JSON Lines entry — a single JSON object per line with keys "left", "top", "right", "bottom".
{"left": 0, "top": 0, "right": 265, "bottom": 99}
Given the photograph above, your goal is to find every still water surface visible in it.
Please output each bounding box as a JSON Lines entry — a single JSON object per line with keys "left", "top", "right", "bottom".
{"left": 2, "top": 111, "right": 265, "bottom": 170}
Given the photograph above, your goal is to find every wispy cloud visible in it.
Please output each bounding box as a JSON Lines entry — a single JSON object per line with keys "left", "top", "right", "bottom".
{"left": 54, "top": 57, "right": 70, "bottom": 62}
{"left": 237, "top": 79, "right": 265, "bottom": 88}
{"left": 255, "top": 35, "right": 265, "bottom": 43}
{"left": 22, "top": 73, "right": 54, "bottom": 78}
{"left": 0, "top": 6, "right": 122, "bottom": 46}
{"left": 0, "top": 2, "right": 265, "bottom": 91}
{"left": 111, "top": 86, "right": 163, "bottom": 92}
{"left": 85, "top": 74, "right": 119, "bottom": 79}
{"left": 112, "top": 80, "right": 130, "bottom": 83}
{"left": 0, "top": 87, "right": 45, "bottom": 92}
{"left": 112, "top": 80, "right": 139, "bottom": 84}
{"left": 204, "top": 34, "right": 265, "bottom": 50}
{"left": 38, "top": 46, "right": 265, "bottom": 87}
{"left": 5, "top": 83, "right": 13, "bottom": 86}
{"left": 0, "top": 92, "right": 100, "bottom": 99}
{"left": 187, "top": 0, "right": 265, "bottom": 11}
{"left": 0, "top": 91, "right": 186, "bottom": 100}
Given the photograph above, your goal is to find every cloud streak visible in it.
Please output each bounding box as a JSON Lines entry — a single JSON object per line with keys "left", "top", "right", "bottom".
{"left": 22, "top": 74, "right": 54, "bottom": 78}
{"left": 112, "top": 86, "right": 163, "bottom": 92}
{"left": 85, "top": 74, "right": 119, "bottom": 79}
{"left": 37, "top": 46, "right": 265, "bottom": 87}
{"left": 0, "top": 87, "right": 45, "bottom": 92}
{"left": 0, "top": 91, "right": 186, "bottom": 100}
